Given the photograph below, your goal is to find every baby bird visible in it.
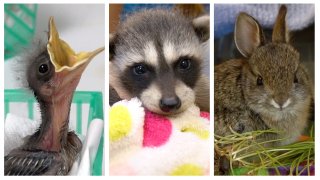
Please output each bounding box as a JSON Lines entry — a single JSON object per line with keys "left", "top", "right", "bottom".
{"left": 5, "top": 17, "right": 104, "bottom": 175}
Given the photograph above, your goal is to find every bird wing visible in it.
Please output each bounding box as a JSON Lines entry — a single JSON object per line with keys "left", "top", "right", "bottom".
{"left": 5, "top": 149, "right": 63, "bottom": 176}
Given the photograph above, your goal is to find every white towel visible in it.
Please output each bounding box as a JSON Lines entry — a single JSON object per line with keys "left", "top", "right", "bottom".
{"left": 4, "top": 113, "right": 104, "bottom": 175}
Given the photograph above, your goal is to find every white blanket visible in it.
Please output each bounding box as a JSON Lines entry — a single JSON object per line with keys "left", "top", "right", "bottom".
{"left": 4, "top": 113, "right": 104, "bottom": 175}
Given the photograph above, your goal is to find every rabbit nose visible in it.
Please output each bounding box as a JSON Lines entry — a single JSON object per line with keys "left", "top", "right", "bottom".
{"left": 160, "top": 96, "right": 181, "bottom": 112}
{"left": 271, "top": 98, "right": 291, "bottom": 109}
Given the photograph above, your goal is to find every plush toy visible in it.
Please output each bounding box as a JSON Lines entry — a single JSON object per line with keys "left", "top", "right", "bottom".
{"left": 109, "top": 98, "right": 210, "bottom": 175}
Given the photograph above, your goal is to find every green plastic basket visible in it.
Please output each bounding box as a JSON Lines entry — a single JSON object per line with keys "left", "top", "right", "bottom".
{"left": 4, "top": 4, "right": 37, "bottom": 60}
{"left": 4, "top": 89, "right": 104, "bottom": 176}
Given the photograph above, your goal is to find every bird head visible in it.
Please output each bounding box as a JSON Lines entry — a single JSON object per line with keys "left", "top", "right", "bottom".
{"left": 24, "top": 17, "right": 104, "bottom": 152}
{"left": 27, "top": 17, "right": 104, "bottom": 103}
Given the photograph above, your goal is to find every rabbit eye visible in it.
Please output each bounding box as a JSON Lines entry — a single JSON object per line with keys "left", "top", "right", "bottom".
{"left": 294, "top": 75, "right": 298, "bottom": 83}
{"left": 257, "top": 76, "right": 263, "bottom": 86}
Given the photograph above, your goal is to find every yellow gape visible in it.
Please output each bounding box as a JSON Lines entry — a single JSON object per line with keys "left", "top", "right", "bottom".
{"left": 47, "top": 17, "right": 104, "bottom": 72}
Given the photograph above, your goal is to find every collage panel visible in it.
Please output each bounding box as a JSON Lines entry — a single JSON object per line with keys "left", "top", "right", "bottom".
{"left": 1, "top": 0, "right": 318, "bottom": 177}
{"left": 214, "top": 4, "right": 315, "bottom": 176}
{"left": 4, "top": 4, "right": 105, "bottom": 175}
{"left": 109, "top": 4, "right": 210, "bottom": 176}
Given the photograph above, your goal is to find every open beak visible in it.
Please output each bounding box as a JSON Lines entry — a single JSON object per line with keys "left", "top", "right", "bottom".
{"left": 38, "top": 17, "right": 104, "bottom": 152}
{"left": 46, "top": 17, "right": 104, "bottom": 99}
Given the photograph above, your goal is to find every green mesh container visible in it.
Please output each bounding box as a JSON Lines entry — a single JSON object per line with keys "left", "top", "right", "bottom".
{"left": 4, "top": 89, "right": 104, "bottom": 176}
{"left": 4, "top": 4, "right": 38, "bottom": 60}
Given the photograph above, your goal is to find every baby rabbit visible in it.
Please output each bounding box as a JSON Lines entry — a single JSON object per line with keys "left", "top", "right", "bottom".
{"left": 214, "top": 5, "right": 313, "bottom": 146}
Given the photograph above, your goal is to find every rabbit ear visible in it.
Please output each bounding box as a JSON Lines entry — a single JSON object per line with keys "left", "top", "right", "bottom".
{"left": 235, "top": 12, "right": 265, "bottom": 58}
{"left": 272, "top": 5, "right": 288, "bottom": 43}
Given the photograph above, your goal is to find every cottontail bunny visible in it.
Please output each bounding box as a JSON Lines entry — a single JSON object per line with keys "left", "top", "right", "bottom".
{"left": 214, "top": 5, "right": 313, "bottom": 146}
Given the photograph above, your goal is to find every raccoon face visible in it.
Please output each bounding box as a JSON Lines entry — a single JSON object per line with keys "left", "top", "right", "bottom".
{"left": 123, "top": 43, "right": 202, "bottom": 114}
{"left": 110, "top": 9, "right": 209, "bottom": 114}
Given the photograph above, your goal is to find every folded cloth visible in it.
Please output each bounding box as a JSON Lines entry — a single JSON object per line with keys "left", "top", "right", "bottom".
{"left": 4, "top": 113, "right": 103, "bottom": 175}
{"left": 69, "top": 119, "right": 104, "bottom": 175}
{"left": 4, "top": 113, "right": 40, "bottom": 155}
{"left": 109, "top": 98, "right": 210, "bottom": 175}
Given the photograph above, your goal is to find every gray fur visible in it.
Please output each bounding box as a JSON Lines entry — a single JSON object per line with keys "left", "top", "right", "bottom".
{"left": 110, "top": 9, "right": 210, "bottom": 113}
{"left": 111, "top": 9, "right": 204, "bottom": 66}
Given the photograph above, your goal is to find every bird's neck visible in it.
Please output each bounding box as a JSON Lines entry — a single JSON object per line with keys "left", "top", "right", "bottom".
{"left": 29, "top": 94, "right": 73, "bottom": 152}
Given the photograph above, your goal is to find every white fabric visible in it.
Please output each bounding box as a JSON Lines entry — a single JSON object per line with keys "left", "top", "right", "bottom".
{"left": 71, "top": 119, "right": 104, "bottom": 175}
{"left": 4, "top": 113, "right": 40, "bottom": 155}
{"left": 4, "top": 113, "right": 104, "bottom": 175}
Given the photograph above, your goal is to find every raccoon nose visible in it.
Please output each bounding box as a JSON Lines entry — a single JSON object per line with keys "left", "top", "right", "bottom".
{"left": 160, "top": 96, "right": 181, "bottom": 112}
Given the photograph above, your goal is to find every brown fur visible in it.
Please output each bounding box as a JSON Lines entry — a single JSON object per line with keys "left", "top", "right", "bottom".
{"left": 214, "top": 5, "right": 313, "bottom": 146}
{"left": 173, "top": 4, "right": 206, "bottom": 19}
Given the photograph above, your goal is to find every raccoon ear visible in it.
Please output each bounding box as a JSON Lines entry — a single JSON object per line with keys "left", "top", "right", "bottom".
{"left": 192, "top": 15, "right": 210, "bottom": 42}
{"left": 174, "top": 4, "right": 205, "bottom": 19}
{"left": 235, "top": 12, "right": 265, "bottom": 58}
{"left": 109, "top": 33, "right": 116, "bottom": 61}
{"left": 272, "top": 5, "right": 289, "bottom": 43}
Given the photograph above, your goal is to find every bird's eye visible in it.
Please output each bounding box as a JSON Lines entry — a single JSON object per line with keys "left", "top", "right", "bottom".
{"left": 39, "top": 63, "right": 49, "bottom": 74}
{"left": 133, "top": 64, "right": 147, "bottom": 75}
{"left": 257, "top": 75, "right": 263, "bottom": 86}
{"left": 178, "top": 58, "right": 191, "bottom": 70}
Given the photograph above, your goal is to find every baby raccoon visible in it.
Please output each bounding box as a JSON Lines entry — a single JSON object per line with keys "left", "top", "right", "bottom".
{"left": 109, "top": 9, "right": 210, "bottom": 114}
